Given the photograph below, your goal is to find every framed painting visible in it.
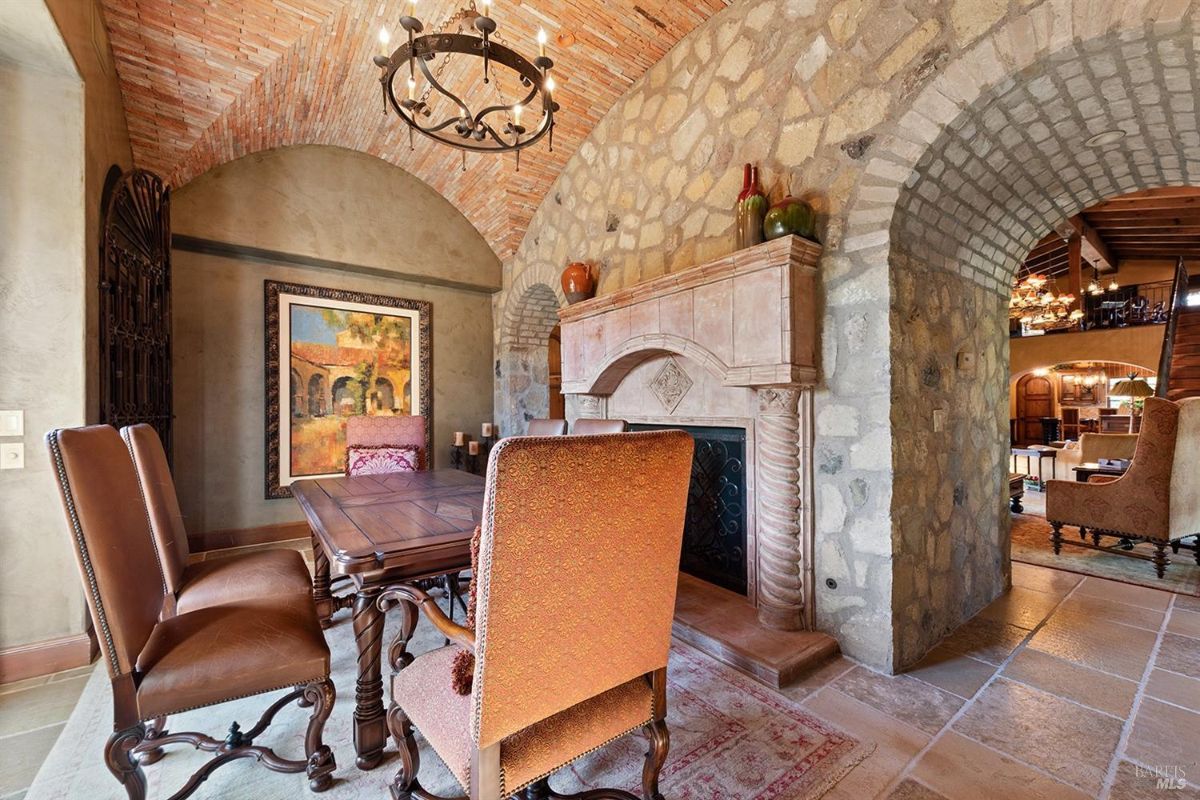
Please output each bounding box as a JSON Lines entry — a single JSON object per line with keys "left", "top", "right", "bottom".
{"left": 265, "top": 280, "right": 432, "bottom": 499}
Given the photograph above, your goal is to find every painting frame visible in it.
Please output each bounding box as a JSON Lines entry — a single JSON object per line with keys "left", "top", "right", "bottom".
{"left": 264, "top": 280, "right": 432, "bottom": 499}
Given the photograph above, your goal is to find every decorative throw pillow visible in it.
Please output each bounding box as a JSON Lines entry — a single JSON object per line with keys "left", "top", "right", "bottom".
{"left": 345, "top": 444, "right": 420, "bottom": 476}
{"left": 451, "top": 525, "right": 482, "bottom": 696}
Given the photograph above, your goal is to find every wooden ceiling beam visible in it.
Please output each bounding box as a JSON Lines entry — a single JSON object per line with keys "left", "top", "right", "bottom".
{"left": 1069, "top": 215, "right": 1114, "bottom": 271}
{"left": 1087, "top": 194, "right": 1200, "bottom": 213}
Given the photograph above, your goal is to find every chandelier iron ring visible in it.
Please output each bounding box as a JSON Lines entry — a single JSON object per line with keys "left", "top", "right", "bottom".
{"left": 375, "top": 29, "right": 558, "bottom": 155}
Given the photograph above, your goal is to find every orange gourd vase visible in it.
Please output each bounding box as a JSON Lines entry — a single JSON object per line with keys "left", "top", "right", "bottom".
{"left": 561, "top": 262, "right": 596, "bottom": 304}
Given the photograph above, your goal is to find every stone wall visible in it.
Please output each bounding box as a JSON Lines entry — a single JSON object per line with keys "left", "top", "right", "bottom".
{"left": 494, "top": 0, "right": 1200, "bottom": 669}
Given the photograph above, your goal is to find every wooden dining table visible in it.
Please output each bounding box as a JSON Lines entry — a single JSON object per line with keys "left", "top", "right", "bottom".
{"left": 291, "top": 469, "right": 485, "bottom": 771}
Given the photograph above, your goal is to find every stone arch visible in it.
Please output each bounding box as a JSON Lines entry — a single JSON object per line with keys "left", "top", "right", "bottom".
{"left": 839, "top": 13, "right": 1200, "bottom": 667}
{"left": 307, "top": 373, "right": 328, "bottom": 417}
{"left": 577, "top": 335, "right": 734, "bottom": 396}
{"left": 495, "top": 268, "right": 567, "bottom": 435}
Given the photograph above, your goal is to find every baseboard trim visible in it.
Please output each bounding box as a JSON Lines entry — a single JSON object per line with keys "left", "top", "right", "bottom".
{"left": 189, "top": 521, "right": 311, "bottom": 553}
{"left": 0, "top": 632, "right": 98, "bottom": 684}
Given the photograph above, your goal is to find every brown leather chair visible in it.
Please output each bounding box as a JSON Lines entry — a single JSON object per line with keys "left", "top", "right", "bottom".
{"left": 385, "top": 430, "right": 693, "bottom": 800}
{"left": 571, "top": 418, "right": 628, "bottom": 435}
{"left": 48, "top": 426, "right": 336, "bottom": 799}
{"left": 121, "top": 424, "right": 311, "bottom": 618}
{"left": 525, "top": 418, "right": 568, "bottom": 436}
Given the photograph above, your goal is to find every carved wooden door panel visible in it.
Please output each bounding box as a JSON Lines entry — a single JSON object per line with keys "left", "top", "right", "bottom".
{"left": 1016, "top": 374, "right": 1053, "bottom": 445}
{"left": 99, "top": 169, "right": 173, "bottom": 460}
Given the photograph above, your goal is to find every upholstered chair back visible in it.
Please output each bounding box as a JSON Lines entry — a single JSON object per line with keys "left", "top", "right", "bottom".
{"left": 471, "top": 430, "right": 693, "bottom": 749}
{"left": 524, "top": 418, "right": 567, "bottom": 436}
{"left": 571, "top": 418, "right": 628, "bottom": 435}
{"left": 48, "top": 426, "right": 164, "bottom": 678}
{"left": 122, "top": 424, "right": 190, "bottom": 595}
{"left": 346, "top": 415, "right": 427, "bottom": 469}
{"left": 1078, "top": 432, "right": 1139, "bottom": 463}
{"left": 1170, "top": 398, "right": 1200, "bottom": 536}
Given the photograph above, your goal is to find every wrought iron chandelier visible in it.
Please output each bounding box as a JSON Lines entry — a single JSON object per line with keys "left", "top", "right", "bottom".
{"left": 373, "top": 0, "right": 560, "bottom": 169}
{"left": 1009, "top": 272, "right": 1084, "bottom": 332}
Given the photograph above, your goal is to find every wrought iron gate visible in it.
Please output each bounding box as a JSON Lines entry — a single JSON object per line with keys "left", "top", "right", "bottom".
{"left": 99, "top": 169, "right": 173, "bottom": 460}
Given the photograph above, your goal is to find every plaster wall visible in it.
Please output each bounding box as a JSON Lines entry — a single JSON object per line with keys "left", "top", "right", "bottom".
{"left": 0, "top": 59, "right": 85, "bottom": 648}
{"left": 1011, "top": 325, "right": 1165, "bottom": 379}
{"left": 171, "top": 147, "right": 496, "bottom": 536}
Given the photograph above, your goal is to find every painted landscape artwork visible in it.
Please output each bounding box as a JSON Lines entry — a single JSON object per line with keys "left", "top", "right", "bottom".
{"left": 288, "top": 305, "right": 415, "bottom": 477}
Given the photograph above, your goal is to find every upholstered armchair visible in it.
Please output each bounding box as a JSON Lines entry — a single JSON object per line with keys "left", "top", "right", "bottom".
{"left": 122, "top": 424, "right": 311, "bottom": 618}
{"left": 571, "top": 418, "right": 629, "bottom": 434}
{"left": 48, "top": 426, "right": 336, "bottom": 799}
{"left": 1053, "top": 432, "right": 1140, "bottom": 476}
{"left": 1046, "top": 397, "right": 1200, "bottom": 577}
{"left": 525, "top": 418, "right": 568, "bottom": 436}
{"left": 384, "top": 430, "right": 693, "bottom": 800}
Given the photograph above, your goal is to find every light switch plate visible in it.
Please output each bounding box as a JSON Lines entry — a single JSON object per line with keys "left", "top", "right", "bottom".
{"left": 0, "top": 410, "right": 22, "bottom": 437}
{"left": 956, "top": 351, "right": 977, "bottom": 374}
{"left": 0, "top": 442, "right": 24, "bottom": 470}
{"left": 933, "top": 408, "right": 946, "bottom": 432}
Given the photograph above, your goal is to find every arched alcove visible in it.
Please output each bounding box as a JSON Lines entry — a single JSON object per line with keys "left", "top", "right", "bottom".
{"left": 495, "top": 274, "right": 565, "bottom": 435}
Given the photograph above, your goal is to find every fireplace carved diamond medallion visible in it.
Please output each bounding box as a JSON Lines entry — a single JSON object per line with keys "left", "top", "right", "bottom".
{"left": 648, "top": 357, "right": 693, "bottom": 413}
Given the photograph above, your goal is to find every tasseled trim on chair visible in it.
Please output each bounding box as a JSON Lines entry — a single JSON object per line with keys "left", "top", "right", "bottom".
{"left": 451, "top": 525, "right": 481, "bottom": 695}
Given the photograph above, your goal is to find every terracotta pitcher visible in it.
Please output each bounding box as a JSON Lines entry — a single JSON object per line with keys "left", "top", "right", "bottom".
{"left": 561, "top": 261, "right": 596, "bottom": 304}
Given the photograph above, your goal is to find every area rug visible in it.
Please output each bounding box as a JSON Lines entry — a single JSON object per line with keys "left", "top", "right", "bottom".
{"left": 27, "top": 602, "right": 871, "bottom": 800}
{"left": 1011, "top": 497, "right": 1200, "bottom": 595}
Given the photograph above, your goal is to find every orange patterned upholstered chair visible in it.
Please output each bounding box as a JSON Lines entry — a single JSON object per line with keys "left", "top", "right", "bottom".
{"left": 1046, "top": 397, "right": 1200, "bottom": 577}
{"left": 571, "top": 418, "right": 628, "bottom": 435}
{"left": 121, "top": 424, "right": 311, "bottom": 618}
{"left": 384, "top": 430, "right": 694, "bottom": 800}
{"left": 525, "top": 418, "right": 567, "bottom": 436}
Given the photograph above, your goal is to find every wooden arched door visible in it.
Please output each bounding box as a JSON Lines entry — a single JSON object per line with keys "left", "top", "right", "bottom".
{"left": 1015, "top": 373, "right": 1054, "bottom": 445}
{"left": 548, "top": 325, "right": 565, "bottom": 419}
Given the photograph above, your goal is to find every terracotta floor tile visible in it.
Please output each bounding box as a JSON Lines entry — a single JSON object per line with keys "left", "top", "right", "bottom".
{"left": 1002, "top": 647, "right": 1137, "bottom": 718}
{"left": 804, "top": 689, "right": 930, "bottom": 800}
{"left": 1027, "top": 612, "right": 1157, "bottom": 679}
{"left": 937, "top": 617, "right": 1030, "bottom": 666}
{"left": 0, "top": 676, "right": 89, "bottom": 738}
{"left": 0, "top": 724, "right": 64, "bottom": 797}
{"left": 884, "top": 778, "right": 948, "bottom": 800}
{"left": 1166, "top": 608, "right": 1200, "bottom": 639}
{"left": 831, "top": 666, "right": 964, "bottom": 735}
{"left": 0, "top": 676, "right": 49, "bottom": 697}
{"left": 1108, "top": 760, "right": 1200, "bottom": 800}
{"left": 1155, "top": 633, "right": 1200, "bottom": 680}
{"left": 1144, "top": 668, "right": 1200, "bottom": 712}
{"left": 911, "top": 731, "right": 1091, "bottom": 800}
{"left": 903, "top": 645, "right": 996, "bottom": 699}
{"left": 1011, "top": 562, "right": 1083, "bottom": 596}
{"left": 1125, "top": 699, "right": 1200, "bottom": 780}
{"left": 1174, "top": 594, "right": 1200, "bottom": 613}
{"left": 1056, "top": 592, "right": 1165, "bottom": 631}
{"left": 1073, "top": 576, "right": 1172, "bottom": 610}
{"left": 778, "top": 655, "right": 855, "bottom": 702}
{"left": 952, "top": 678, "right": 1123, "bottom": 793}
{"left": 976, "top": 585, "right": 1063, "bottom": 630}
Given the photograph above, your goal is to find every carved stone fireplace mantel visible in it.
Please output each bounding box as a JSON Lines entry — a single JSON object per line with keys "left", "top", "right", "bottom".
{"left": 557, "top": 236, "right": 821, "bottom": 639}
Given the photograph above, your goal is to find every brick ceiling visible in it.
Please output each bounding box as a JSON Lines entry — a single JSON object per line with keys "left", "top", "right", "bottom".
{"left": 100, "top": 0, "right": 731, "bottom": 259}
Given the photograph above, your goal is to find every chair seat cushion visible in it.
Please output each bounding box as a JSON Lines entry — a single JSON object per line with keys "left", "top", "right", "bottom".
{"left": 136, "top": 596, "right": 330, "bottom": 720}
{"left": 393, "top": 646, "right": 653, "bottom": 795}
{"left": 176, "top": 549, "right": 311, "bottom": 614}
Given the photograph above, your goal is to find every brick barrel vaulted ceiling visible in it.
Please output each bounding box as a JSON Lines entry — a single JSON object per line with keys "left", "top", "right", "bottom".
{"left": 99, "top": 0, "right": 732, "bottom": 260}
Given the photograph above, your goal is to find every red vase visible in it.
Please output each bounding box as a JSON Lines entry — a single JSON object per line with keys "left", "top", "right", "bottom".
{"left": 561, "top": 262, "right": 595, "bottom": 304}
{"left": 735, "top": 164, "right": 767, "bottom": 249}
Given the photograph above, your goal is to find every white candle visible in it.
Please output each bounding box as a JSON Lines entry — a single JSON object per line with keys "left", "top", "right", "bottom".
{"left": 407, "top": 76, "right": 416, "bottom": 101}
{"left": 482, "top": 422, "right": 495, "bottom": 437}
{"left": 408, "top": 0, "right": 418, "bottom": 15}
{"left": 378, "top": 26, "right": 390, "bottom": 56}
{"left": 544, "top": 74, "right": 556, "bottom": 95}
{"left": 454, "top": 431, "right": 466, "bottom": 446}
{"left": 537, "top": 28, "right": 547, "bottom": 58}
{"left": 512, "top": 104, "right": 522, "bottom": 126}
{"left": 468, "top": 441, "right": 480, "bottom": 456}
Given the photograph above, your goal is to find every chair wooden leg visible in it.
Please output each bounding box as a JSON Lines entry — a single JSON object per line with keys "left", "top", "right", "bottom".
{"left": 387, "top": 704, "right": 420, "bottom": 800}
{"left": 1153, "top": 543, "right": 1169, "bottom": 579}
{"left": 641, "top": 719, "right": 669, "bottom": 800}
{"left": 137, "top": 716, "right": 167, "bottom": 765}
{"left": 1050, "top": 522, "right": 1063, "bottom": 555}
{"left": 303, "top": 679, "right": 337, "bottom": 792}
{"left": 104, "top": 723, "right": 148, "bottom": 800}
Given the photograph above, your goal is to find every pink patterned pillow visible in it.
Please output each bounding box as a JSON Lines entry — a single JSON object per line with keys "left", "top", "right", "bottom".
{"left": 345, "top": 445, "right": 420, "bottom": 476}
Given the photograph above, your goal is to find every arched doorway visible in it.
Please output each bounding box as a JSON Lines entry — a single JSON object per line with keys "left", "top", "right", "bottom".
{"left": 375, "top": 378, "right": 395, "bottom": 412}
{"left": 1014, "top": 373, "right": 1054, "bottom": 445}
{"left": 332, "top": 376, "right": 356, "bottom": 415}
{"left": 291, "top": 368, "right": 304, "bottom": 417}
{"left": 548, "top": 325, "right": 565, "bottom": 420}
{"left": 497, "top": 279, "right": 564, "bottom": 435}
{"left": 307, "top": 374, "right": 327, "bottom": 417}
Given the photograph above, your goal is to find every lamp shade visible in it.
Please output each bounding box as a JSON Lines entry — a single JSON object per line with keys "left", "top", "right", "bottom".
{"left": 1112, "top": 376, "right": 1154, "bottom": 398}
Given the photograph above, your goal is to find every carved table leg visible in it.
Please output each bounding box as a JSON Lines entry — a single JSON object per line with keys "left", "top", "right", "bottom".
{"left": 312, "top": 533, "right": 336, "bottom": 629}
{"left": 104, "top": 723, "right": 148, "bottom": 800}
{"left": 352, "top": 586, "right": 388, "bottom": 770}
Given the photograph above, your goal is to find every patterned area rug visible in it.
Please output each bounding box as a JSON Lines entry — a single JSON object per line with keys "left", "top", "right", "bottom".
{"left": 1011, "top": 501, "right": 1200, "bottom": 596}
{"left": 27, "top": 602, "right": 871, "bottom": 799}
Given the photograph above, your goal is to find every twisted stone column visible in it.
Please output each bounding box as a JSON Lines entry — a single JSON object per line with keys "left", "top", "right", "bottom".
{"left": 755, "top": 386, "right": 805, "bottom": 631}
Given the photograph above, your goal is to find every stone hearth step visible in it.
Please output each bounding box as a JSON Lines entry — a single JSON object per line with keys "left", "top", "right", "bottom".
{"left": 672, "top": 572, "right": 839, "bottom": 689}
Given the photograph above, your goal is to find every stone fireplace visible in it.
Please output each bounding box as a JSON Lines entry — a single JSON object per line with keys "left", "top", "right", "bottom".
{"left": 558, "top": 237, "right": 837, "bottom": 684}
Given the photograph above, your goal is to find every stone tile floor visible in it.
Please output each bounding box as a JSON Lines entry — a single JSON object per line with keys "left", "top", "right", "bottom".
{"left": 2, "top": 560, "right": 1197, "bottom": 799}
